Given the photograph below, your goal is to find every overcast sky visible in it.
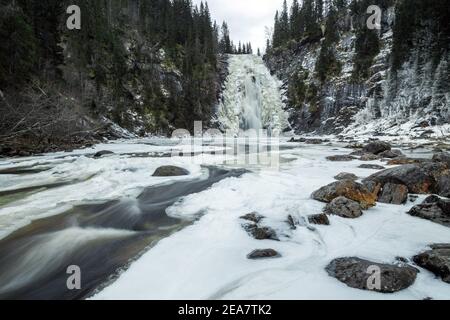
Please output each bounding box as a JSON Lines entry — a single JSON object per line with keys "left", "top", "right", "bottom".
{"left": 193, "top": 0, "right": 292, "bottom": 53}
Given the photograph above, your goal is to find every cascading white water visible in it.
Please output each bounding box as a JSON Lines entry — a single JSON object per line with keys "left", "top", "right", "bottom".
{"left": 217, "top": 55, "right": 288, "bottom": 133}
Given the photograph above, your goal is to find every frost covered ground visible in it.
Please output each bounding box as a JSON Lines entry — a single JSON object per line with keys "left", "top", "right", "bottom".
{"left": 1, "top": 137, "right": 449, "bottom": 300}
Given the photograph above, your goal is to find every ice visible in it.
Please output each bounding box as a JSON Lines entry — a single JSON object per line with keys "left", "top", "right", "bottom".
{"left": 92, "top": 140, "right": 450, "bottom": 300}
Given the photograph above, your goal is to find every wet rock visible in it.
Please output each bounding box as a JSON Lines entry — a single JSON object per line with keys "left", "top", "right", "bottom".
{"left": 240, "top": 212, "right": 264, "bottom": 224}
{"left": 324, "top": 196, "right": 363, "bottom": 219}
{"left": 326, "top": 155, "right": 356, "bottom": 162}
{"left": 152, "top": 165, "right": 190, "bottom": 177}
{"left": 289, "top": 137, "right": 306, "bottom": 143}
{"left": 360, "top": 153, "right": 381, "bottom": 161}
{"left": 413, "top": 244, "right": 450, "bottom": 283}
{"left": 244, "top": 225, "right": 279, "bottom": 241}
{"left": 378, "top": 183, "right": 408, "bottom": 205}
{"left": 312, "top": 180, "right": 377, "bottom": 209}
{"left": 358, "top": 164, "right": 386, "bottom": 170}
{"left": 308, "top": 213, "right": 330, "bottom": 225}
{"left": 247, "top": 249, "right": 281, "bottom": 260}
{"left": 286, "top": 215, "right": 300, "bottom": 229}
{"left": 94, "top": 150, "right": 114, "bottom": 158}
{"left": 379, "top": 149, "right": 404, "bottom": 159}
{"left": 363, "top": 141, "right": 392, "bottom": 155}
{"left": 349, "top": 150, "right": 366, "bottom": 157}
{"left": 334, "top": 172, "right": 358, "bottom": 181}
{"left": 407, "top": 195, "right": 450, "bottom": 227}
{"left": 326, "top": 257, "right": 418, "bottom": 293}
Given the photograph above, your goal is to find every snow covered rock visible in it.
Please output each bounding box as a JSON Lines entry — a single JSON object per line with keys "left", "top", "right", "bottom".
{"left": 244, "top": 225, "right": 279, "bottom": 241}
{"left": 324, "top": 197, "right": 363, "bottom": 219}
{"left": 408, "top": 196, "right": 450, "bottom": 227}
{"left": 326, "top": 257, "right": 418, "bottom": 293}
{"left": 152, "top": 166, "right": 190, "bottom": 177}
{"left": 378, "top": 183, "right": 408, "bottom": 205}
{"left": 312, "top": 180, "right": 377, "bottom": 210}
{"left": 240, "top": 212, "right": 264, "bottom": 224}
{"left": 247, "top": 249, "right": 281, "bottom": 260}
{"left": 414, "top": 244, "right": 450, "bottom": 284}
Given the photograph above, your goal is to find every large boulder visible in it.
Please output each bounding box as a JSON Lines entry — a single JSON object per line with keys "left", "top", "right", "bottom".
{"left": 363, "top": 164, "right": 443, "bottom": 194}
{"left": 152, "top": 166, "right": 190, "bottom": 177}
{"left": 407, "top": 195, "right": 450, "bottom": 227}
{"left": 312, "top": 180, "right": 377, "bottom": 209}
{"left": 363, "top": 141, "right": 391, "bottom": 155}
{"left": 326, "top": 257, "right": 418, "bottom": 293}
{"left": 378, "top": 183, "right": 408, "bottom": 205}
{"left": 433, "top": 152, "right": 450, "bottom": 168}
{"left": 324, "top": 197, "right": 363, "bottom": 219}
{"left": 247, "top": 249, "right": 281, "bottom": 260}
{"left": 413, "top": 244, "right": 450, "bottom": 283}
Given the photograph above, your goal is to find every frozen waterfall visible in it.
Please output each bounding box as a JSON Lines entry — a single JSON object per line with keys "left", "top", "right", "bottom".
{"left": 217, "top": 55, "right": 288, "bottom": 134}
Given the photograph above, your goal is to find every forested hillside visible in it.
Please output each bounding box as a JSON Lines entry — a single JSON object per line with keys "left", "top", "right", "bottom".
{"left": 0, "top": 0, "right": 228, "bottom": 155}
{"left": 265, "top": 0, "right": 450, "bottom": 136}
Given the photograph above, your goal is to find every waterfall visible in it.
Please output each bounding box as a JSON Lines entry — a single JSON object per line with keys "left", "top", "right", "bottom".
{"left": 217, "top": 55, "right": 288, "bottom": 134}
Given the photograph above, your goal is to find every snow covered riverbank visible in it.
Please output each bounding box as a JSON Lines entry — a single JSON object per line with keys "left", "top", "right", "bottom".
{"left": 1, "top": 137, "right": 450, "bottom": 299}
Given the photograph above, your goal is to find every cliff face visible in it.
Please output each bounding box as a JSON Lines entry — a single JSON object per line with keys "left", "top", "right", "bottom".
{"left": 264, "top": 1, "right": 449, "bottom": 137}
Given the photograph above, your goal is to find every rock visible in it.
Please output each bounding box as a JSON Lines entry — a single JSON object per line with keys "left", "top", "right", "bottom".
{"left": 286, "top": 215, "right": 300, "bottom": 229}
{"left": 363, "top": 164, "right": 435, "bottom": 194}
{"left": 413, "top": 244, "right": 450, "bottom": 283}
{"left": 407, "top": 195, "right": 450, "bottom": 227}
{"left": 409, "top": 194, "right": 419, "bottom": 202}
{"left": 326, "top": 257, "right": 418, "bottom": 293}
{"left": 378, "top": 183, "right": 408, "bottom": 205}
{"left": 363, "top": 141, "right": 392, "bottom": 155}
{"left": 240, "top": 212, "right": 264, "bottom": 224}
{"left": 349, "top": 150, "right": 366, "bottom": 157}
{"left": 289, "top": 137, "right": 306, "bottom": 143}
{"left": 358, "top": 164, "right": 386, "bottom": 170}
{"left": 247, "top": 249, "right": 281, "bottom": 260}
{"left": 346, "top": 143, "right": 364, "bottom": 149}
{"left": 326, "top": 155, "right": 356, "bottom": 162}
{"left": 94, "top": 150, "right": 114, "bottom": 158}
{"left": 308, "top": 213, "right": 330, "bottom": 225}
{"left": 305, "top": 138, "right": 328, "bottom": 145}
{"left": 244, "top": 225, "right": 279, "bottom": 241}
{"left": 360, "top": 153, "right": 381, "bottom": 161}
{"left": 363, "top": 181, "right": 382, "bottom": 197}
{"left": 152, "top": 165, "right": 190, "bottom": 177}
{"left": 379, "top": 149, "right": 404, "bottom": 159}
{"left": 312, "top": 180, "right": 377, "bottom": 209}
{"left": 433, "top": 152, "right": 450, "bottom": 168}
{"left": 334, "top": 172, "right": 358, "bottom": 181}
{"left": 387, "top": 158, "right": 427, "bottom": 165}
{"left": 324, "top": 196, "right": 363, "bottom": 218}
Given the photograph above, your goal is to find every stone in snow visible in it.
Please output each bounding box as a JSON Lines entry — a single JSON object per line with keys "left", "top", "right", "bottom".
{"left": 326, "top": 257, "right": 418, "bottom": 293}
{"left": 413, "top": 244, "right": 450, "bottom": 284}
{"left": 152, "top": 166, "right": 190, "bottom": 177}
{"left": 378, "top": 183, "right": 408, "bottom": 205}
{"left": 247, "top": 249, "right": 281, "bottom": 260}
{"left": 324, "top": 196, "right": 363, "bottom": 219}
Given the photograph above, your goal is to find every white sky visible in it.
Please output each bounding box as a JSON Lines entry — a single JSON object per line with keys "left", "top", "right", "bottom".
{"left": 193, "top": 0, "right": 292, "bottom": 53}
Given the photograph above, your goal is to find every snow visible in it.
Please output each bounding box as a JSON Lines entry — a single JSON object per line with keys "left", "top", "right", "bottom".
{"left": 2, "top": 136, "right": 450, "bottom": 300}
{"left": 84, "top": 139, "right": 450, "bottom": 300}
